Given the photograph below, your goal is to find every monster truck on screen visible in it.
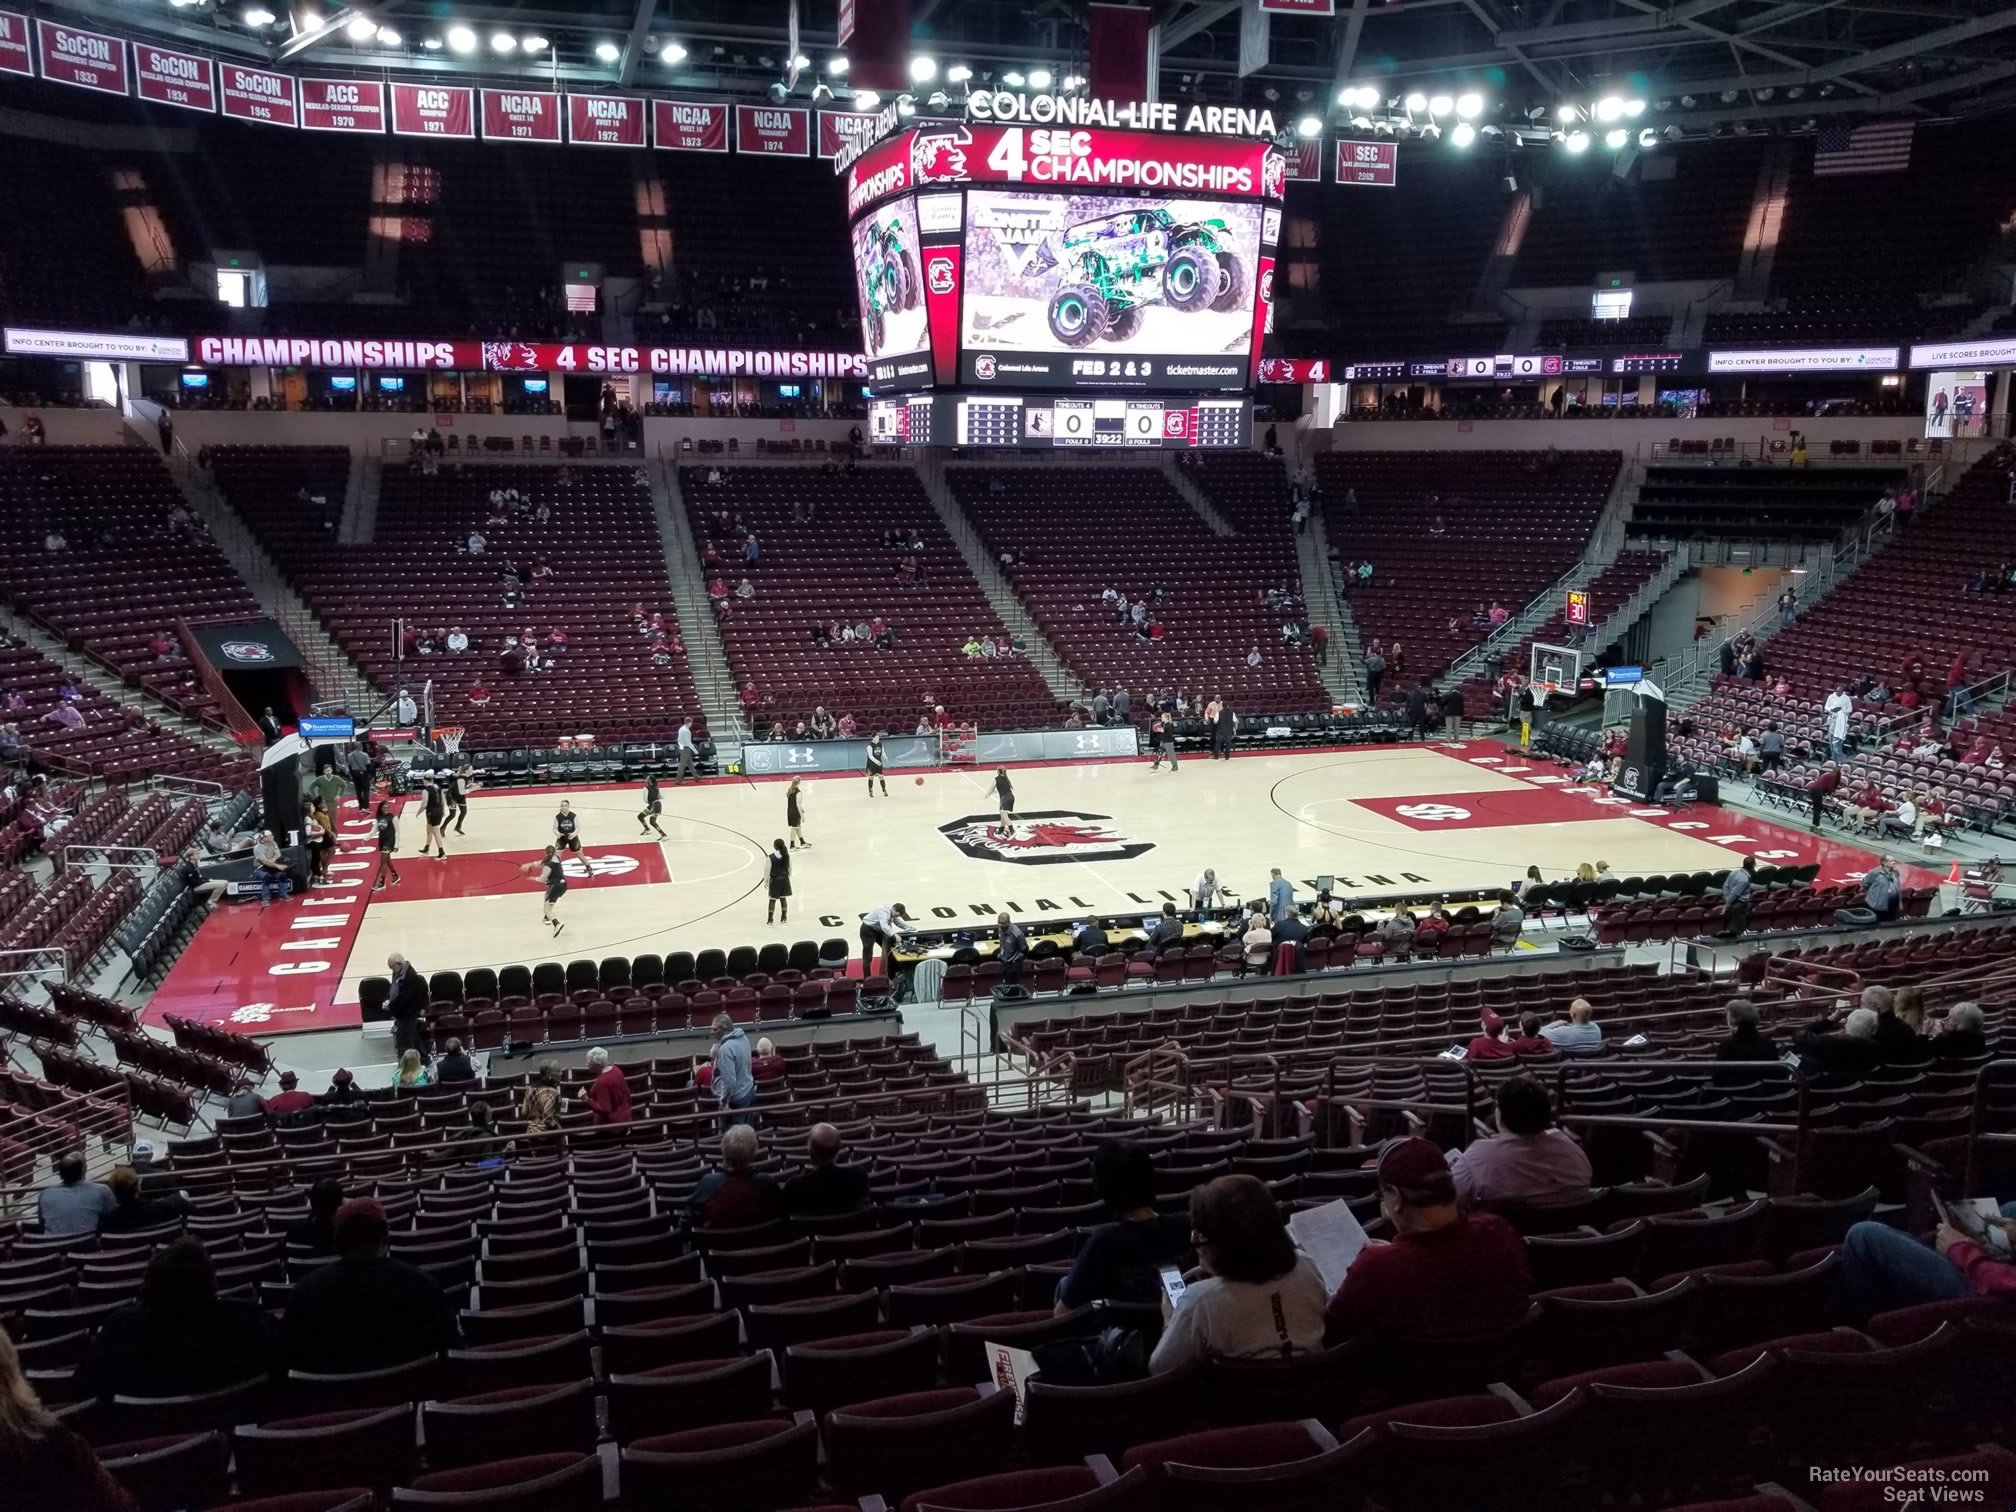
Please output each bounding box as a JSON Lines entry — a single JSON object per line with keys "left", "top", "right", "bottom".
{"left": 1044, "top": 207, "right": 1247, "bottom": 347}
{"left": 858, "top": 214, "right": 920, "bottom": 351}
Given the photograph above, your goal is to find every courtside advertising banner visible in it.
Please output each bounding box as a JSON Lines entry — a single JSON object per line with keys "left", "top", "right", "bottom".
{"left": 133, "top": 43, "right": 215, "bottom": 113}
{"left": 300, "top": 79, "right": 385, "bottom": 134}
{"left": 818, "top": 108, "right": 880, "bottom": 159}
{"left": 36, "top": 19, "right": 127, "bottom": 96}
{"left": 736, "top": 103, "right": 811, "bottom": 156}
{"left": 391, "top": 81, "right": 474, "bottom": 138}
{"left": 220, "top": 63, "right": 298, "bottom": 129}
{"left": 481, "top": 88, "right": 561, "bottom": 142}
{"left": 5, "top": 325, "right": 190, "bottom": 362}
{"left": 0, "top": 11, "right": 31, "bottom": 78}
{"left": 568, "top": 92, "right": 647, "bottom": 148}
{"left": 653, "top": 97, "right": 729, "bottom": 151}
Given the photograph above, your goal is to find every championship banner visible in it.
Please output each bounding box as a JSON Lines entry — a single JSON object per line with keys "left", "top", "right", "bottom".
{"left": 188, "top": 618, "right": 305, "bottom": 672}
{"left": 653, "top": 97, "right": 729, "bottom": 152}
{"left": 0, "top": 11, "right": 31, "bottom": 78}
{"left": 391, "top": 81, "right": 474, "bottom": 138}
{"left": 220, "top": 63, "right": 298, "bottom": 129}
{"left": 845, "top": 123, "right": 1281, "bottom": 219}
{"left": 481, "top": 88, "right": 561, "bottom": 143}
{"left": 133, "top": 43, "right": 215, "bottom": 113}
{"left": 1334, "top": 139, "right": 1398, "bottom": 187}
{"left": 567, "top": 92, "right": 647, "bottom": 147}
{"left": 300, "top": 79, "right": 385, "bottom": 134}
{"left": 36, "top": 19, "right": 127, "bottom": 96}
{"left": 735, "top": 103, "right": 811, "bottom": 156}
{"left": 817, "top": 109, "right": 879, "bottom": 160}
{"left": 843, "top": 0, "right": 908, "bottom": 93}
{"left": 1088, "top": 4, "right": 1152, "bottom": 102}
{"left": 1281, "top": 138, "right": 1322, "bottom": 181}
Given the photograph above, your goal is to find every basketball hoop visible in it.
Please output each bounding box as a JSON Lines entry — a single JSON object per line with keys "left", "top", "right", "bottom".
{"left": 435, "top": 726, "right": 466, "bottom": 756}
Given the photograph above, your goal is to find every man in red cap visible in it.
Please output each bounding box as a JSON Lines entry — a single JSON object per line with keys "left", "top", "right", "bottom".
{"left": 1324, "top": 1137, "right": 1531, "bottom": 1343}
{"left": 280, "top": 1197, "right": 456, "bottom": 1373}
{"left": 263, "top": 1071, "right": 314, "bottom": 1118}
{"left": 1465, "top": 1012, "right": 1518, "bottom": 1060}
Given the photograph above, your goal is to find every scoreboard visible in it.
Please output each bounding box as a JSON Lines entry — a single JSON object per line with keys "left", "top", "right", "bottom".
{"left": 872, "top": 394, "right": 1250, "bottom": 450}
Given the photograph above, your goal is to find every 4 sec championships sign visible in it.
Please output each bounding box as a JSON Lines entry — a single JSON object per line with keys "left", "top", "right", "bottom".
{"left": 188, "top": 335, "right": 868, "bottom": 378}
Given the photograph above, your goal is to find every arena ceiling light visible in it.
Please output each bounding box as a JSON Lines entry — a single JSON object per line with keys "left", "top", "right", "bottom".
{"left": 1061, "top": 75, "right": 1085, "bottom": 90}
{"left": 828, "top": 56, "right": 850, "bottom": 75}
{"left": 375, "top": 26, "right": 399, "bottom": 44}
{"left": 1595, "top": 95, "right": 1625, "bottom": 122}
{"left": 444, "top": 24, "right": 476, "bottom": 53}
{"left": 594, "top": 41, "right": 620, "bottom": 63}
{"left": 421, "top": 35, "right": 442, "bottom": 49}
{"left": 1029, "top": 68, "right": 1053, "bottom": 89}
{"left": 1625, "top": 98, "right": 1647, "bottom": 117}
{"left": 522, "top": 35, "right": 547, "bottom": 53}
{"left": 1296, "top": 115, "right": 1322, "bottom": 137}
{"left": 1455, "top": 92, "right": 1483, "bottom": 119}
{"left": 947, "top": 65, "right": 973, "bottom": 83}
{"left": 1638, "top": 127, "right": 1658, "bottom": 148}
{"left": 1556, "top": 103, "right": 1580, "bottom": 123}
{"left": 244, "top": 6, "right": 277, "bottom": 25}
{"left": 1604, "top": 127, "right": 1628, "bottom": 148}
{"left": 1428, "top": 94, "right": 1453, "bottom": 116}
{"left": 1403, "top": 92, "right": 1427, "bottom": 113}
{"left": 661, "top": 42, "right": 688, "bottom": 63}
{"left": 344, "top": 14, "right": 377, "bottom": 41}
{"left": 1451, "top": 121, "right": 1476, "bottom": 147}
{"left": 910, "top": 56, "right": 937, "bottom": 82}
{"left": 1002, "top": 70, "right": 1026, "bottom": 87}
{"left": 491, "top": 33, "right": 516, "bottom": 54}
{"left": 853, "top": 89, "right": 881, "bottom": 108}
{"left": 1565, "top": 129, "right": 1591, "bottom": 152}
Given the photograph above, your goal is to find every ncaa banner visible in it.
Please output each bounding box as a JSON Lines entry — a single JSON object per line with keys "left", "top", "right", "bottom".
{"left": 36, "top": 19, "right": 127, "bottom": 96}
{"left": 481, "top": 88, "right": 561, "bottom": 142}
{"left": 133, "top": 43, "right": 215, "bottom": 113}
{"left": 1281, "top": 138, "right": 1322, "bottom": 181}
{"left": 0, "top": 11, "right": 31, "bottom": 78}
{"left": 220, "top": 63, "right": 298, "bottom": 129}
{"left": 567, "top": 92, "right": 646, "bottom": 147}
{"left": 300, "top": 79, "right": 385, "bottom": 134}
{"left": 653, "top": 97, "right": 728, "bottom": 152}
{"left": 817, "top": 109, "right": 879, "bottom": 160}
{"left": 189, "top": 619, "right": 305, "bottom": 672}
{"left": 735, "top": 104, "right": 811, "bottom": 156}
{"left": 391, "top": 81, "right": 474, "bottom": 138}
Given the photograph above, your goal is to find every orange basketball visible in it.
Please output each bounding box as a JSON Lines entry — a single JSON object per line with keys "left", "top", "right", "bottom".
{"left": 914, "top": 776, "right": 925, "bottom": 786}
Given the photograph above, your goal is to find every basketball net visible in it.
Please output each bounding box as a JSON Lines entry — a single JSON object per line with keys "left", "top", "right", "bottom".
{"left": 434, "top": 726, "right": 466, "bottom": 756}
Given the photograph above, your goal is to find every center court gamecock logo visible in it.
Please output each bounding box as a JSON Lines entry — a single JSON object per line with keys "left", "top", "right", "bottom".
{"left": 926, "top": 256, "right": 956, "bottom": 295}
{"left": 561, "top": 855, "right": 640, "bottom": 880}
{"left": 940, "top": 810, "right": 1156, "bottom": 866}
{"left": 1393, "top": 802, "right": 1472, "bottom": 823}
{"left": 220, "top": 641, "right": 274, "bottom": 663}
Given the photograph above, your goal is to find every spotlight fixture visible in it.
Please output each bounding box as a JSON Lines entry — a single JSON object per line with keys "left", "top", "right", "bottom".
{"left": 910, "top": 56, "right": 936, "bottom": 81}
{"left": 1404, "top": 91, "right": 1427, "bottom": 112}
{"left": 1029, "top": 67, "right": 1053, "bottom": 89}
{"left": 445, "top": 25, "right": 476, "bottom": 53}
{"left": 1556, "top": 103, "right": 1579, "bottom": 123}
{"left": 769, "top": 81, "right": 788, "bottom": 101}
{"left": 375, "top": 25, "right": 399, "bottom": 44}
{"left": 897, "top": 97, "right": 916, "bottom": 116}
{"left": 345, "top": 15, "right": 377, "bottom": 41}
{"left": 1604, "top": 128, "right": 1627, "bottom": 148}
{"left": 1595, "top": 95, "right": 1624, "bottom": 122}
{"left": 928, "top": 90, "right": 949, "bottom": 108}
{"left": 1565, "top": 129, "right": 1591, "bottom": 152}
{"left": 1638, "top": 127, "right": 1658, "bottom": 148}
{"left": 662, "top": 42, "right": 687, "bottom": 63}
{"left": 853, "top": 89, "right": 881, "bottom": 108}
{"left": 244, "top": 6, "right": 277, "bottom": 26}
{"left": 594, "top": 40, "right": 620, "bottom": 63}
{"left": 1624, "top": 98, "right": 1646, "bottom": 116}
{"left": 491, "top": 32, "right": 516, "bottom": 53}
{"left": 829, "top": 56, "right": 850, "bottom": 76}
{"left": 523, "top": 35, "right": 547, "bottom": 52}
{"left": 948, "top": 64, "right": 974, "bottom": 83}
{"left": 1003, "top": 71, "right": 1026, "bottom": 87}
{"left": 1451, "top": 121, "right": 1476, "bottom": 146}
{"left": 421, "top": 35, "right": 442, "bottom": 49}
{"left": 1061, "top": 75, "right": 1084, "bottom": 90}
{"left": 1428, "top": 94, "right": 1452, "bottom": 116}
{"left": 1456, "top": 91, "right": 1483, "bottom": 119}
{"left": 1296, "top": 115, "right": 1322, "bottom": 138}
{"left": 811, "top": 82, "right": 833, "bottom": 102}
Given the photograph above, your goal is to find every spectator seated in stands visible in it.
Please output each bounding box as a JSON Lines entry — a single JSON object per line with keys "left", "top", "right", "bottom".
{"left": 783, "top": 1122, "right": 870, "bottom": 1219}
{"left": 37, "top": 1152, "right": 114, "bottom": 1237}
{"left": 286, "top": 1177, "right": 344, "bottom": 1255}
{"left": 1839, "top": 1196, "right": 2016, "bottom": 1318}
{"left": 434, "top": 1039, "right": 477, "bottom": 1085}
{"left": 689, "top": 1124, "right": 783, "bottom": 1230}
{"left": 281, "top": 1197, "right": 456, "bottom": 1373}
{"left": 1861, "top": 984, "right": 1929, "bottom": 1062}
{"left": 1490, "top": 892, "right": 1525, "bottom": 951}
{"left": 1715, "top": 997, "right": 1778, "bottom": 1062}
{"left": 1240, "top": 909, "right": 1274, "bottom": 973}
{"left": 0, "top": 1324, "right": 136, "bottom": 1512}
{"left": 78, "top": 1237, "right": 269, "bottom": 1400}
{"left": 1508, "top": 1012, "right": 1553, "bottom": 1055}
{"left": 1795, "top": 1005, "right": 1883, "bottom": 1081}
{"left": 1931, "top": 1001, "right": 1988, "bottom": 1060}
{"left": 263, "top": 1071, "right": 315, "bottom": 1118}
{"left": 1326, "top": 1137, "right": 1533, "bottom": 1343}
{"left": 1466, "top": 1011, "right": 1517, "bottom": 1061}
{"left": 581, "top": 1046, "right": 632, "bottom": 1125}
{"left": 1539, "top": 997, "right": 1602, "bottom": 1055}
{"left": 99, "top": 1164, "right": 191, "bottom": 1235}
{"left": 1149, "top": 1174, "right": 1328, "bottom": 1374}
{"left": 1447, "top": 1077, "right": 1594, "bottom": 1208}
{"left": 1057, "top": 1140, "right": 1191, "bottom": 1317}
{"left": 751, "top": 1037, "right": 786, "bottom": 1083}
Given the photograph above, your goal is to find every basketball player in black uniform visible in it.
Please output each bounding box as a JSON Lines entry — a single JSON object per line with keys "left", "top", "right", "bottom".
{"left": 554, "top": 799, "right": 584, "bottom": 859}
{"left": 1148, "top": 713, "right": 1178, "bottom": 771}
{"left": 371, "top": 801, "right": 401, "bottom": 890}
{"left": 447, "top": 761, "right": 474, "bottom": 834}
{"left": 420, "top": 778, "right": 448, "bottom": 859}
{"left": 993, "top": 767, "right": 1015, "bottom": 837}
{"left": 865, "top": 732, "right": 888, "bottom": 797}
{"left": 638, "top": 775, "right": 666, "bottom": 837}
{"left": 766, "top": 838, "right": 791, "bottom": 924}
{"left": 785, "top": 779, "right": 807, "bottom": 848}
{"left": 520, "top": 844, "right": 567, "bottom": 935}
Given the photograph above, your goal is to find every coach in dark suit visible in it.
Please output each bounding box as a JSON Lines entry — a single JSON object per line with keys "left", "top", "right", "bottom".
{"left": 385, "top": 953, "right": 429, "bottom": 1060}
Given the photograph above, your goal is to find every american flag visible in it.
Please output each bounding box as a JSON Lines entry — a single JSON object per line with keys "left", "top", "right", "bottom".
{"left": 1813, "top": 119, "right": 1915, "bottom": 176}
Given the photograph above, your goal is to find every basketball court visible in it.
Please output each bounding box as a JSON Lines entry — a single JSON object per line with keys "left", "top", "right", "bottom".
{"left": 143, "top": 739, "right": 1932, "bottom": 1038}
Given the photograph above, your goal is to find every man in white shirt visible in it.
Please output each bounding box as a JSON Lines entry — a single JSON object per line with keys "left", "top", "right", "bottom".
{"left": 859, "top": 902, "right": 915, "bottom": 977}
{"left": 1880, "top": 796, "right": 1919, "bottom": 840}
{"left": 1538, "top": 998, "right": 1602, "bottom": 1055}
{"left": 675, "top": 718, "right": 698, "bottom": 783}
{"left": 1189, "top": 869, "right": 1229, "bottom": 912}
{"left": 445, "top": 627, "right": 469, "bottom": 654}
{"left": 1824, "top": 686, "right": 1853, "bottom": 762}
{"left": 466, "top": 532, "right": 485, "bottom": 556}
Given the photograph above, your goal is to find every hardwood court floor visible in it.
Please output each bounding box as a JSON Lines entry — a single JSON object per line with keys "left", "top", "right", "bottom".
{"left": 145, "top": 740, "right": 1913, "bottom": 1037}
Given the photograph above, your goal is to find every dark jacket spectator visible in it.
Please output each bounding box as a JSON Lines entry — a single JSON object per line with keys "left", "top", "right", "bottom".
{"left": 78, "top": 1239, "right": 270, "bottom": 1400}
{"left": 282, "top": 1199, "right": 456, "bottom": 1373}
{"left": 97, "top": 1165, "right": 190, "bottom": 1235}
{"left": 1055, "top": 1140, "right": 1189, "bottom": 1314}
{"left": 688, "top": 1125, "right": 784, "bottom": 1229}
{"left": 286, "top": 1178, "right": 345, "bottom": 1254}
{"left": 434, "top": 1043, "right": 478, "bottom": 1084}
{"left": 1930, "top": 1003, "right": 1988, "bottom": 1060}
{"left": 781, "top": 1123, "right": 870, "bottom": 1218}
{"left": 1714, "top": 1000, "right": 1779, "bottom": 1063}
{"left": 1794, "top": 1007, "right": 1883, "bottom": 1082}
